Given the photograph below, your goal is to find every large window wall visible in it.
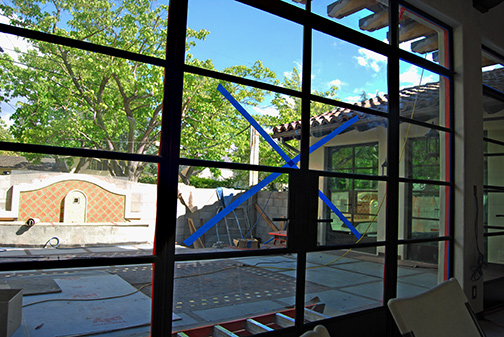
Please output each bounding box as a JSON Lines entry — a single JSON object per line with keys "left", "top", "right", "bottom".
{"left": 0, "top": 1, "right": 453, "bottom": 336}
{"left": 482, "top": 48, "right": 504, "bottom": 272}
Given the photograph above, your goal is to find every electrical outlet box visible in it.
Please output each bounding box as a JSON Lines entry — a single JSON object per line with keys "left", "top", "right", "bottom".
{"left": 472, "top": 285, "right": 477, "bottom": 299}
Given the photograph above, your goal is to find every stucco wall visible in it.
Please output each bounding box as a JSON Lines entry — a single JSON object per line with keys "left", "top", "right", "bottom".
{"left": 0, "top": 172, "right": 157, "bottom": 247}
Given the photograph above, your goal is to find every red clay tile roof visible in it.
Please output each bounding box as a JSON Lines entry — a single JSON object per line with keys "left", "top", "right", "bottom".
{"left": 272, "top": 67, "right": 504, "bottom": 140}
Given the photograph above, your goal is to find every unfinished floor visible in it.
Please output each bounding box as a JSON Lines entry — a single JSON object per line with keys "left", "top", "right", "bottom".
{"left": 1, "top": 245, "right": 504, "bottom": 336}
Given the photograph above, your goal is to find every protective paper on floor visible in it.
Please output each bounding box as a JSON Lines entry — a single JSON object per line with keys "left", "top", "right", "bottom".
{"left": 12, "top": 273, "right": 151, "bottom": 337}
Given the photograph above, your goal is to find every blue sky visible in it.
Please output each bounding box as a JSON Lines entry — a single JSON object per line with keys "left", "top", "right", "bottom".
{"left": 185, "top": 0, "right": 440, "bottom": 117}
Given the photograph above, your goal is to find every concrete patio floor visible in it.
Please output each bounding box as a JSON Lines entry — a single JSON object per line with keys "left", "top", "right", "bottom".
{"left": 1, "top": 245, "right": 503, "bottom": 336}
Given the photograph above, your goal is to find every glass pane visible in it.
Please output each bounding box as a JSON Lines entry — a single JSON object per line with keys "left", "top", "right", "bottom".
{"left": 303, "top": 250, "right": 382, "bottom": 320}
{"left": 186, "top": 0, "right": 302, "bottom": 86}
{"left": 483, "top": 94, "right": 504, "bottom": 130}
{"left": 306, "top": 105, "right": 387, "bottom": 173}
{"left": 181, "top": 76, "right": 300, "bottom": 168}
{"left": 398, "top": 242, "right": 447, "bottom": 297}
{"left": 399, "top": 123, "right": 449, "bottom": 182}
{"left": 1, "top": 264, "right": 152, "bottom": 336}
{"left": 484, "top": 130, "right": 504, "bottom": 187}
{"left": 482, "top": 50, "right": 504, "bottom": 92}
{"left": 313, "top": 0, "right": 390, "bottom": 44}
{"left": 176, "top": 166, "right": 289, "bottom": 253}
{"left": 319, "top": 176, "right": 385, "bottom": 249}
{"left": 0, "top": 0, "right": 167, "bottom": 59}
{"left": 486, "top": 235, "right": 504, "bottom": 265}
{"left": 312, "top": 31, "right": 388, "bottom": 108}
{"left": 0, "top": 152, "right": 156, "bottom": 262}
{"left": 400, "top": 62, "right": 450, "bottom": 128}
{"left": 398, "top": 5, "right": 450, "bottom": 68}
{"left": 173, "top": 255, "right": 297, "bottom": 334}
{"left": 0, "top": 42, "right": 163, "bottom": 155}
{"left": 399, "top": 182, "right": 450, "bottom": 241}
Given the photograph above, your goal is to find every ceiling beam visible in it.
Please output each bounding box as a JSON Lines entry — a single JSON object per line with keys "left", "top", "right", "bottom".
{"left": 359, "top": 9, "right": 388, "bottom": 31}
{"left": 398, "top": 21, "right": 436, "bottom": 43}
{"left": 410, "top": 34, "right": 438, "bottom": 54}
{"left": 327, "top": 0, "right": 377, "bottom": 19}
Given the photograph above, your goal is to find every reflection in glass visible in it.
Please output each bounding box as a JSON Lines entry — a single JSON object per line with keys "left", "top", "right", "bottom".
{"left": 303, "top": 105, "right": 387, "bottom": 173}
{"left": 312, "top": 30, "right": 388, "bottom": 108}
{"left": 312, "top": 0, "right": 390, "bottom": 43}
{"left": 0, "top": 41, "right": 163, "bottom": 157}
{"left": 482, "top": 66, "right": 504, "bottom": 93}
{"left": 176, "top": 167, "right": 289, "bottom": 252}
{"left": 398, "top": 5, "right": 449, "bottom": 68}
{"left": 399, "top": 62, "right": 449, "bottom": 127}
{"left": 304, "top": 250, "right": 383, "bottom": 318}
{"left": 0, "top": 265, "right": 152, "bottom": 335}
{"left": 400, "top": 123, "right": 448, "bottom": 181}
{"left": 173, "top": 256, "right": 297, "bottom": 334}
{"left": 0, "top": 0, "right": 168, "bottom": 58}
{"left": 0, "top": 153, "right": 156, "bottom": 261}
{"left": 319, "top": 176, "right": 385, "bottom": 250}
{"left": 398, "top": 242, "right": 446, "bottom": 297}
{"left": 399, "top": 182, "right": 450, "bottom": 242}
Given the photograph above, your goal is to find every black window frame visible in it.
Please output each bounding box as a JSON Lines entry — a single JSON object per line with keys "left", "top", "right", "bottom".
{"left": 0, "top": 0, "right": 455, "bottom": 335}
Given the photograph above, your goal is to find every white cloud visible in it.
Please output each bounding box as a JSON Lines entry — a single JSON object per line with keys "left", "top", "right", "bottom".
{"left": 400, "top": 65, "right": 437, "bottom": 88}
{"left": 345, "top": 95, "right": 362, "bottom": 103}
{"left": 355, "top": 48, "right": 387, "bottom": 72}
{"left": 252, "top": 105, "right": 279, "bottom": 117}
{"left": 329, "top": 79, "right": 342, "bottom": 86}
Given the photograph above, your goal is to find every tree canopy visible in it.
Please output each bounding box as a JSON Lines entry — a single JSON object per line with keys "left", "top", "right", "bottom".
{"left": 0, "top": 0, "right": 276, "bottom": 181}
{"left": 0, "top": 0, "right": 342, "bottom": 186}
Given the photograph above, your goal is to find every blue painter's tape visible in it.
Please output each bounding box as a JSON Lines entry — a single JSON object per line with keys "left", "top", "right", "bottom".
{"left": 183, "top": 89, "right": 361, "bottom": 246}
{"left": 217, "top": 84, "right": 296, "bottom": 168}
{"left": 318, "top": 190, "right": 361, "bottom": 239}
{"left": 184, "top": 172, "right": 282, "bottom": 246}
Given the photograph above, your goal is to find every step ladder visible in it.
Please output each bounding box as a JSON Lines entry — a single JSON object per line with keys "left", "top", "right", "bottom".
{"left": 215, "top": 187, "right": 252, "bottom": 246}
{"left": 216, "top": 205, "right": 252, "bottom": 246}
{"left": 173, "top": 303, "right": 328, "bottom": 336}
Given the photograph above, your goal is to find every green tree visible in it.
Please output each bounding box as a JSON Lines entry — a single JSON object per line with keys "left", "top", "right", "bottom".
{"left": 227, "top": 67, "right": 340, "bottom": 188}
{"left": 0, "top": 0, "right": 276, "bottom": 182}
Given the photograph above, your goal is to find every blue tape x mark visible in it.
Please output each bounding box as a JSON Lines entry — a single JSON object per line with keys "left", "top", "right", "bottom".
{"left": 183, "top": 85, "right": 360, "bottom": 247}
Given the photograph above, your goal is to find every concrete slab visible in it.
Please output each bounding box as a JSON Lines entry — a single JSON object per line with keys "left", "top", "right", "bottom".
{"left": 397, "top": 281, "right": 433, "bottom": 297}
{"left": 4, "top": 276, "right": 61, "bottom": 296}
{"left": 133, "top": 244, "right": 153, "bottom": 251}
{"left": 280, "top": 266, "right": 381, "bottom": 288}
{"left": 306, "top": 252, "right": 356, "bottom": 266}
{"left": 398, "top": 271, "right": 438, "bottom": 288}
{"left": 172, "top": 313, "right": 198, "bottom": 329}
{"left": 27, "top": 248, "right": 87, "bottom": 255}
{"left": 0, "top": 249, "right": 28, "bottom": 257}
{"left": 398, "top": 266, "right": 426, "bottom": 277}
{"left": 332, "top": 261, "right": 385, "bottom": 278}
{"left": 86, "top": 246, "right": 137, "bottom": 253}
{"left": 12, "top": 273, "right": 151, "bottom": 337}
{"left": 232, "top": 255, "right": 298, "bottom": 270}
{"left": 277, "top": 289, "right": 380, "bottom": 314}
{"left": 192, "top": 300, "right": 286, "bottom": 323}
{"left": 339, "top": 281, "right": 383, "bottom": 301}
